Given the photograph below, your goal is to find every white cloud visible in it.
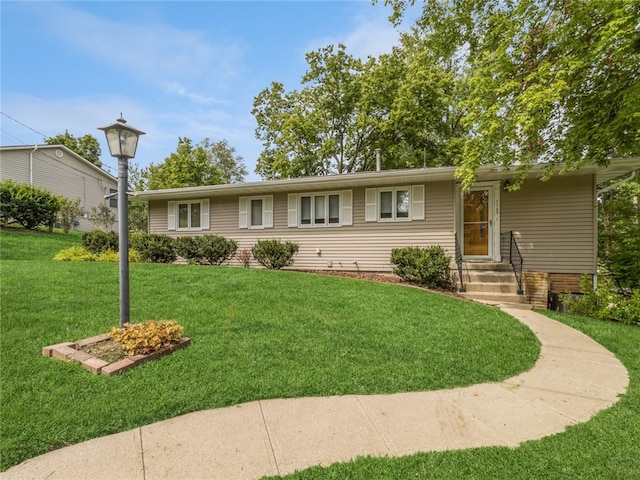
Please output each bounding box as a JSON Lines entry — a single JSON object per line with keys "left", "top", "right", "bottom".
{"left": 160, "top": 81, "right": 232, "bottom": 106}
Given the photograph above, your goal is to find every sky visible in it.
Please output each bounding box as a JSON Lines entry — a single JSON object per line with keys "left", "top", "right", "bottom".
{"left": 1, "top": 1, "right": 419, "bottom": 182}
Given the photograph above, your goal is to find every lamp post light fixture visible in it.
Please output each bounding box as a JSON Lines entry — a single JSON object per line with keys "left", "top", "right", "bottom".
{"left": 98, "top": 115, "right": 145, "bottom": 327}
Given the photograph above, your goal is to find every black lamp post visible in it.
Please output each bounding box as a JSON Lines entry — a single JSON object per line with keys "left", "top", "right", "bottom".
{"left": 98, "top": 115, "right": 145, "bottom": 327}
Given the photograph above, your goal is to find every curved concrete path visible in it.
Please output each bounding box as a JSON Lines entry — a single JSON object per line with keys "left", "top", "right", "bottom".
{"left": 2, "top": 306, "right": 628, "bottom": 480}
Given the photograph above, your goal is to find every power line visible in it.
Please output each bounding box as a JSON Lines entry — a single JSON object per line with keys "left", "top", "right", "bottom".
{"left": 0, "top": 111, "right": 48, "bottom": 139}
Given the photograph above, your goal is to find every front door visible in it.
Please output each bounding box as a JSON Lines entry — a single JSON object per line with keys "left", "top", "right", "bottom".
{"left": 462, "top": 186, "right": 494, "bottom": 259}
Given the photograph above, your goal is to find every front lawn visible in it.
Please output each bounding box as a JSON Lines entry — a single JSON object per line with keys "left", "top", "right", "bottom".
{"left": 270, "top": 311, "right": 640, "bottom": 479}
{"left": 0, "top": 229, "right": 539, "bottom": 471}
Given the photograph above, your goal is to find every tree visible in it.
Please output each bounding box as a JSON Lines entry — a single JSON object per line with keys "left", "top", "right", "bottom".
{"left": 57, "top": 197, "right": 84, "bottom": 233}
{"left": 598, "top": 176, "right": 640, "bottom": 291}
{"left": 252, "top": 42, "right": 463, "bottom": 179}
{"left": 128, "top": 162, "right": 148, "bottom": 233}
{"left": 384, "top": 0, "right": 640, "bottom": 188}
{"left": 45, "top": 131, "right": 103, "bottom": 167}
{"left": 145, "top": 137, "right": 247, "bottom": 190}
{"left": 88, "top": 204, "right": 117, "bottom": 232}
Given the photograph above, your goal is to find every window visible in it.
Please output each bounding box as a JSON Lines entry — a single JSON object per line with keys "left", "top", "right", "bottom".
{"left": 239, "top": 196, "right": 273, "bottom": 229}
{"left": 365, "top": 185, "right": 424, "bottom": 222}
{"left": 109, "top": 188, "right": 117, "bottom": 208}
{"left": 167, "top": 199, "right": 210, "bottom": 231}
{"left": 288, "top": 191, "right": 352, "bottom": 227}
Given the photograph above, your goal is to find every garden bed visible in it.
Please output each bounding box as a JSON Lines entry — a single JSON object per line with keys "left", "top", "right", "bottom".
{"left": 43, "top": 333, "right": 191, "bottom": 376}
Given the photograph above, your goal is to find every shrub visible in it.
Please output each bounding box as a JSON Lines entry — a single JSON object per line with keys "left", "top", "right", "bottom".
{"left": 57, "top": 197, "right": 84, "bottom": 234}
{"left": 251, "top": 239, "right": 299, "bottom": 270}
{"left": 88, "top": 204, "right": 117, "bottom": 232}
{"left": 82, "top": 230, "right": 118, "bottom": 254}
{"left": 175, "top": 236, "right": 202, "bottom": 264}
{"left": 0, "top": 180, "right": 60, "bottom": 230}
{"left": 390, "top": 245, "right": 454, "bottom": 290}
{"left": 53, "top": 246, "right": 97, "bottom": 262}
{"left": 199, "top": 235, "right": 238, "bottom": 265}
{"left": 237, "top": 248, "right": 252, "bottom": 268}
{"left": 109, "top": 320, "right": 184, "bottom": 356}
{"left": 130, "top": 233, "right": 177, "bottom": 263}
{"left": 564, "top": 275, "right": 640, "bottom": 325}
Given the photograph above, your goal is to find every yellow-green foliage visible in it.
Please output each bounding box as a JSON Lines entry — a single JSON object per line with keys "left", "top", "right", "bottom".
{"left": 53, "top": 246, "right": 97, "bottom": 262}
{"left": 109, "top": 320, "right": 184, "bottom": 356}
{"left": 97, "top": 249, "right": 119, "bottom": 263}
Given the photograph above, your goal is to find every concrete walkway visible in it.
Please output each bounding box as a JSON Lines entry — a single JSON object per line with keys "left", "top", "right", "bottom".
{"left": 2, "top": 306, "right": 628, "bottom": 480}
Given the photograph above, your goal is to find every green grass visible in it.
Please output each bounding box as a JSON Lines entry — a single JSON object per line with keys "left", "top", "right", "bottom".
{"left": 0, "top": 229, "right": 540, "bottom": 471}
{"left": 267, "top": 311, "right": 640, "bottom": 480}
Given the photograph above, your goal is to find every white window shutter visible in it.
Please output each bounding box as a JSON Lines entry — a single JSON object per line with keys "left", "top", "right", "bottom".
{"left": 263, "top": 195, "right": 273, "bottom": 228}
{"left": 341, "top": 190, "right": 352, "bottom": 226}
{"left": 411, "top": 185, "right": 425, "bottom": 220}
{"left": 287, "top": 194, "right": 298, "bottom": 227}
{"left": 201, "top": 199, "right": 210, "bottom": 230}
{"left": 239, "top": 197, "right": 248, "bottom": 229}
{"left": 167, "top": 201, "right": 176, "bottom": 230}
{"left": 365, "top": 188, "right": 377, "bottom": 222}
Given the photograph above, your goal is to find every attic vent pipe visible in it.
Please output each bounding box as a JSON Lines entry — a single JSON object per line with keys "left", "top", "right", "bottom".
{"left": 375, "top": 148, "right": 381, "bottom": 172}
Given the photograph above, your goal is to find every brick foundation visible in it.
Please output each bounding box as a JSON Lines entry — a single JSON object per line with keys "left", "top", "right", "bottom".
{"left": 548, "top": 273, "right": 587, "bottom": 294}
{"left": 523, "top": 271, "right": 549, "bottom": 310}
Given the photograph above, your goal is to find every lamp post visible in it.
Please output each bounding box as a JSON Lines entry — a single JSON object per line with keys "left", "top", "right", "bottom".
{"left": 98, "top": 115, "right": 145, "bottom": 327}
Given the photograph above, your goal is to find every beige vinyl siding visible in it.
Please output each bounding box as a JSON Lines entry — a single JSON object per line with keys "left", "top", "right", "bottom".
{"left": 148, "top": 182, "right": 456, "bottom": 272}
{"left": 1, "top": 147, "right": 118, "bottom": 232}
{"left": 501, "top": 175, "right": 595, "bottom": 274}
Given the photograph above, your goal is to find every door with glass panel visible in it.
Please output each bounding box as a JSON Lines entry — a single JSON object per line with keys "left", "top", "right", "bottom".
{"left": 463, "top": 188, "right": 492, "bottom": 257}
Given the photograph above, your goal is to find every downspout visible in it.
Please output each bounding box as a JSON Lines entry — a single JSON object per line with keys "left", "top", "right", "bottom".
{"left": 594, "top": 170, "right": 637, "bottom": 288}
{"left": 29, "top": 144, "right": 38, "bottom": 185}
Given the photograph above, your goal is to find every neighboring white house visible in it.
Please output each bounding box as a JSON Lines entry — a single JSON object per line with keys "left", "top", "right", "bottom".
{"left": 0, "top": 144, "right": 118, "bottom": 232}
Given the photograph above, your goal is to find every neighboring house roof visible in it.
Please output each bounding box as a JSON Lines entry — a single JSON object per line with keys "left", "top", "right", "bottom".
{"left": 0, "top": 144, "right": 117, "bottom": 184}
{"left": 132, "top": 157, "right": 640, "bottom": 201}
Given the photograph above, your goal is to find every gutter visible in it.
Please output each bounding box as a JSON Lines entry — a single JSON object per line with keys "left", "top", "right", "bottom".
{"left": 29, "top": 144, "right": 38, "bottom": 185}
{"left": 597, "top": 170, "right": 636, "bottom": 196}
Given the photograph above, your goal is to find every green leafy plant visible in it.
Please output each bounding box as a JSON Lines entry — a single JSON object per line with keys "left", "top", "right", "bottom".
{"left": 390, "top": 245, "right": 454, "bottom": 290}
{"left": 130, "top": 233, "right": 177, "bottom": 263}
{"left": 53, "top": 246, "right": 97, "bottom": 262}
{"left": 0, "top": 180, "right": 60, "bottom": 230}
{"left": 251, "top": 239, "right": 299, "bottom": 269}
{"left": 109, "top": 320, "right": 184, "bottom": 356}
{"left": 564, "top": 274, "right": 640, "bottom": 325}
{"left": 82, "top": 230, "right": 118, "bottom": 254}
{"left": 198, "top": 235, "right": 238, "bottom": 265}
{"left": 57, "top": 197, "right": 84, "bottom": 233}
{"left": 87, "top": 204, "right": 117, "bottom": 232}
{"left": 175, "top": 236, "right": 202, "bottom": 264}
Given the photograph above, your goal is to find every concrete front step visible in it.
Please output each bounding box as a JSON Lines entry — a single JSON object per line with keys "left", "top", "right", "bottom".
{"left": 463, "top": 271, "right": 517, "bottom": 283}
{"left": 463, "top": 281, "right": 521, "bottom": 294}
{"left": 462, "top": 262, "right": 514, "bottom": 272}
{"left": 459, "top": 291, "right": 528, "bottom": 304}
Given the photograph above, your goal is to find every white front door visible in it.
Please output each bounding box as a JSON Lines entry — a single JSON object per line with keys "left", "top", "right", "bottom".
{"left": 460, "top": 182, "right": 501, "bottom": 260}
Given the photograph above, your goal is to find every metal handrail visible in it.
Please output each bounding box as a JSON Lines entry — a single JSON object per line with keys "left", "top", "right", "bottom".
{"left": 454, "top": 233, "right": 466, "bottom": 292}
{"left": 509, "top": 231, "right": 524, "bottom": 295}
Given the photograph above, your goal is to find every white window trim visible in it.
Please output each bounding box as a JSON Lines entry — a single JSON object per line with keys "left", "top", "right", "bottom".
{"left": 365, "top": 185, "right": 425, "bottom": 222}
{"left": 168, "top": 199, "right": 210, "bottom": 232}
{"left": 239, "top": 195, "right": 273, "bottom": 229}
{"left": 288, "top": 190, "right": 352, "bottom": 228}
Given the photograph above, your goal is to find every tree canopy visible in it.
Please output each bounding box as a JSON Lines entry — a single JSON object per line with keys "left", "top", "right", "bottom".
{"left": 45, "top": 131, "right": 103, "bottom": 167}
{"left": 144, "top": 137, "right": 247, "bottom": 190}
{"left": 252, "top": 43, "right": 464, "bottom": 179}
{"left": 384, "top": 0, "right": 640, "bottom": 187}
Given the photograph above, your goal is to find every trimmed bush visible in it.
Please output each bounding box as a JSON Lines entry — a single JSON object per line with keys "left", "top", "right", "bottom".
{"left": 251, "top": 239, "right": 299, "bottom": 270}
{"left": 130, "top": 233, "right": 177, "bottom": 263}
{"left": 199, "top": 235, "right": 238, "bottom": 265}
{"left": 82, "top": 230, "right": 118, "bottom": 254}
{"left": 175, "top": 236, "right": 202, "bottom": 264}
{"left": 390, "top": 245, "right": 454, "bottom": 290}
{"left": 0, "top": 180, "right": 60, "bottom": 230}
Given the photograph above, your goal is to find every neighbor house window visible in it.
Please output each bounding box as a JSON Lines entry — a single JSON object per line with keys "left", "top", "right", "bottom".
{"left": 288, "top": 191, "right": 352, "bottom": 228}
{"left": 109, "top": 188, "right": 117, "bottom": 208}
{"left": 239, "top": 196, "right": 273, "bottom": 229}
{"left": 167, "top": 199, "right": 210, "bottom": 231}
{"left": 365, "top": 185, "right": 424, "bottom": 222}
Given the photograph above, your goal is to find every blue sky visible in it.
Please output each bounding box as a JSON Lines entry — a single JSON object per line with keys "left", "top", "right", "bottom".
{"left": 1, "top": 1, "right": 418, "bottom": 181}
